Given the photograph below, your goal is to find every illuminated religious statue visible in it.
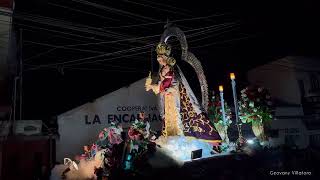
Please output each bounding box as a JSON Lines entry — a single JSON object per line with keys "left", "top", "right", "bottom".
{"left": 145, "top": 26, "right": 221, "bottom": 145}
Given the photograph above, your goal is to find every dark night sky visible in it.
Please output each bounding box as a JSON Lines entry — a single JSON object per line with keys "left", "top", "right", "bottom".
{"left": 11, "top": 0, "right": 320, "bottom": 120}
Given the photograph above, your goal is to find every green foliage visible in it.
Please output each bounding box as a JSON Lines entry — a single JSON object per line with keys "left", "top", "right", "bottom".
{"left": 208, "top": 94, "right": 232, "bottom": 127}
{"left": 238, "top": 85, "right": 273, "bottom": 124}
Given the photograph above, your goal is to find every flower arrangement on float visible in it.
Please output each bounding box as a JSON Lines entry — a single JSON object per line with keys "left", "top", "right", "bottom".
{"left": 238, "top": 85, "right": 273, "bottom": 141}
{"left": 208, "top": 93, "right": 232, "bottom": 144}
{"left": 124, "top": 117, "right": 157, "bottom": 171}
{"left": 61, "top": 121, "right": 124, "bottom": 179}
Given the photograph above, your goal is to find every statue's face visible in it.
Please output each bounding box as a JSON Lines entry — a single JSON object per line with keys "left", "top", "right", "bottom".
{"left": 157, "top": 55, "right": 167, "bottom": 66}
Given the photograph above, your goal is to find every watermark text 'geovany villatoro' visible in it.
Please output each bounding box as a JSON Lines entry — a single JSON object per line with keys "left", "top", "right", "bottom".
{"left": 270, "top": 171, "right": 312, "bottom": 176}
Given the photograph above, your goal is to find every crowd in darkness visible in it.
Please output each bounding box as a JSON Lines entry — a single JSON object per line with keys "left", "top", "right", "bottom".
{"left": 29, "top": 142, "right": 320, "bottom": 179}
{"left": 121, "top": 145, "right": 320, "bottom": 180}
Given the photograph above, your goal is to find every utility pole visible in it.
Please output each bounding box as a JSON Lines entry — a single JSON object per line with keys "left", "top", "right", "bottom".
{"left": 150, "top": 47, "right": 153, "bottom": 74}
{"left": 13, "top": 77, "right": 19, "bottom": 122}
{"left": 19, "top": 28, "right": 23, "bottom": 120}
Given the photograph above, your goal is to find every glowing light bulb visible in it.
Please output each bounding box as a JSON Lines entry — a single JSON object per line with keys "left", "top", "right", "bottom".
{"left": 247, "top": 139, "right": 254, "bottom": 144}
{"left": 230, "top": 73, "right": 235, "bottom": 80}
{"left": 219, "top": 85, "right": 223, "bottom": 92}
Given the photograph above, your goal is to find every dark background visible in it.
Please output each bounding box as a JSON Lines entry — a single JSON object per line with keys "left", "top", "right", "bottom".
{"left": 11, "top": 0, "right": 320, "bottom": 120}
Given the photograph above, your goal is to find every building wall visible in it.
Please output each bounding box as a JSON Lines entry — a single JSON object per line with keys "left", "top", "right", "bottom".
{"left": 56, "top": 78, "right": 161, "bottom": 161}
{"left": 271, "top": 106, "right": 309, "bottom": 148}
{"left": 1, "top": 137, "right": 55, "bottom": 180}
{"left": 0, "top": 0, "right": 13, "bottom": 9}
{"left": 0, "top": 6, "right": 14, "bottom": 118}
{"left": 248, "top": 56, "right": 320, "bottom": 105}
{"left": 247, "top": 56, "right": 320, "bottom": 148}
{"left": 247, "top": 60, "right": 301, "bottom": 105}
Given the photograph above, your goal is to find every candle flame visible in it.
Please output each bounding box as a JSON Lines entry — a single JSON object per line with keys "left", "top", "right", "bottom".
{"left": 230, "top": 73, "right": 235, "bottom": 80}
{"left": 219, "top": 85, "right": 223, "bottom": 92}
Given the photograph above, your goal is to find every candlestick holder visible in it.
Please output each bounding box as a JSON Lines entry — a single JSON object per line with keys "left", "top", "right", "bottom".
{"left": 230, "top": 73, "right": 246, "bottom": 150}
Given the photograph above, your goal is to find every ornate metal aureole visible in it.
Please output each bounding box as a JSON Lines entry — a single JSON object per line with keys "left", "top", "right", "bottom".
{"left": 159, "top": 24, "right": 209, "bottom": 112}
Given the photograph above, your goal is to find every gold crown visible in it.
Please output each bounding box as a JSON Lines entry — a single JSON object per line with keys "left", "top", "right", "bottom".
{"left": 167, "top": 57, "right": 176, "bottom": 66}
{"left": 156, "top": 43, "right": 171, "bottom": 56}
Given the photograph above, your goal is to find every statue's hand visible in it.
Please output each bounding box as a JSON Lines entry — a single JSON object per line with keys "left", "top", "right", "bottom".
{"left": 145, "top": 71, "right": 152, "bottom": 86}
{"left": 145, "top": 78, "right": 152, "bottom": 86}
{"left": 145, "top": 84, "right": 151, "bottom": 91}
{"left": 146, "top": 84, "right": 160, "bottom": 94}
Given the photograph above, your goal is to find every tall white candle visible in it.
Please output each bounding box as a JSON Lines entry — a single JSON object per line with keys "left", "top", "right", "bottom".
{"left": 230, "top": 73, "right": 245, "bottom": 142}
{"left": 230, "top": 73, "right": 239, "bottom": 125}
{"left": 219, "top": 85, "right": 226, "bottom": 125}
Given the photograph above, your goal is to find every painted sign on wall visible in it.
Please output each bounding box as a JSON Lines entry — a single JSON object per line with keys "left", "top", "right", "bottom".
{"left": 56, "top": 79, "right": 161, "bottom": 161}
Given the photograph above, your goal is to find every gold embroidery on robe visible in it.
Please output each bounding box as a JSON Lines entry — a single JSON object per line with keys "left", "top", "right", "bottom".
{"left": 162, "top": 90, "right": 183, "bottom": 136}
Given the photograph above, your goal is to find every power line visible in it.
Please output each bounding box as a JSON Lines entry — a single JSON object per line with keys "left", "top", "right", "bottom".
{"left": 22, "top": 24, "right": 150, "bottom": 49}
{"left": 25, "top": 27, "right": 243, "bottom": 71}
{"left": 64, "top": 67, "right": 148, "bottom": 73}
{"left": 24, "top": 51, "right": 150, "bottom": 72}
{"left": 62, "top": 34, "right": 159, "bottom": 48}
{"left": 185, "top": 22, "right": 239, "bottom": 33}
{"left": 90, "top": 62, "right": 147, "bottom": 71}
{"left": 13, "top": 22, "right": 105, "bottom": 42}
{"left": 63, "top": 50, "right": 150, "bottom": 67}
{"left": 23, "top": 28, "right": 88, "bottom": 43}
{"left": 24, "top": 64, "right": 148, "bottom": 73}
{"left": 14, "top": 13, "right": 131, "bottom": 40}
{"left": 186, "top": 22, "right": 239, "bottom": 39}
{"left": 14, "top": 11, "right": 154, "bottom": 45}
{"left": 69, "top": 0, "right": 193, "bottom": 30}
{"left": 70, "top": 0, "right": 158, "bottom": 22}
{"left": 15, "top": 20, "right": 148, "bottom": 53}
{"left": 25, "top": 57, "right": 148, "bottom": 71}
{"left": 15, "top": 10, "right": 243, "bottom": 69}
{"left": 22, "top": 22, "right": 241, "bottom": 68}
{"left": 188, "top": 25, "right": 241, "bottom": 43}
{"left": 48, "top": 1, "right": 228, "bottom": 32}
{"left": 23, "top": 31, "right": 151, "bottom": 62}
{"left": 13, "top": 11, "right": 238, "bottom": 48}
{"left": 59, "top": 22, "right": 237, "bottom": 48}
{"left": 24, "top": 40, "right": 108, "bottom": 54}
{"left": 98, "top": 13, "right": 228, "bottom": 29}
{"left": 21, "top": 23, "right": 236, "bottom": 62}
{"left": 48, "top": 2, "right": 120, "bottom": 22}
{"left": 121, "top": 0, "right": 192, "bottom": 17}
{"left": 24, "top": 48, "right": 57, "bottom": 62}
{"left": 24, "top": 44, "right": 153, "bottom": 71}
{"left": 191, "top": 34, "right": 258, "bottom": 49}
{"left": 129, "top": 0, "right": 192, "bottom": 14}
{"left": 122, "top": 0, "right": 232, "bottom": 25}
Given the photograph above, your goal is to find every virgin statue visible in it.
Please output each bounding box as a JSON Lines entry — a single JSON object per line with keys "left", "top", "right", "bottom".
{"left": 145, "top": 42, "right": 221, "bottom": 145}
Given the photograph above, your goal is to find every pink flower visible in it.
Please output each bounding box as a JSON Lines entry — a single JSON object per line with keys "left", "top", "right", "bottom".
{"left": 128, "top": 128, "right": 142, "bottom": 141}
{"left": 108, "top": 128, "right": 123, "bottom": 144}
{"left": 91, "top": 144, "right": 97, "bottom": 151}
{"left": 98, "top": 131, "right": 105, "bottom": 140}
